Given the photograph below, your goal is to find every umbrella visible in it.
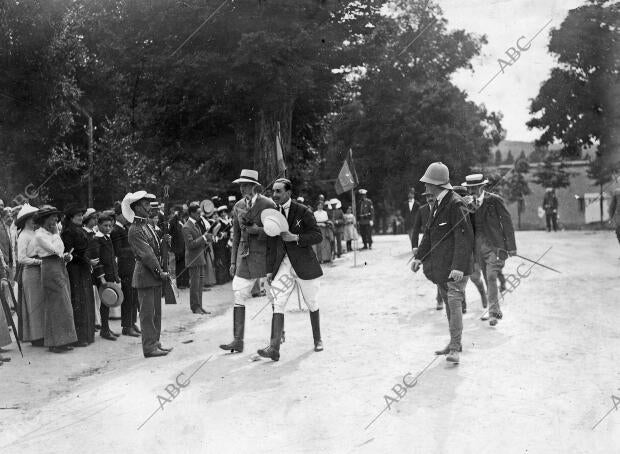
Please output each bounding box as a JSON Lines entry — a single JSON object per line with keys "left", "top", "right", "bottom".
{"left": 0, "top": 278, "right": 23, "bottom": 357}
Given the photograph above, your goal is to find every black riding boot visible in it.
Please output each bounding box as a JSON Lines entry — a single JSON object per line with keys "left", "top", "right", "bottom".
{"left": 310, "top": 309, "right": 323, "bottom": 351}
{"left": 219, "top": 306, "right": 245, "bottom": 353}
{"left": 257, "top": 313, "right": 284, "bottom": 361}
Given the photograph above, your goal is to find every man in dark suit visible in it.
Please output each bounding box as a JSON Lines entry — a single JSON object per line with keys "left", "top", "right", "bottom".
{"left": 357, "top": 189, "right": 374, "bottom": 249}
{"left": 542, "top": 188, "right": 559, "bottom": 232}
{"left": 169, "top": 206, "right": 188, "bottom": 289}
{"left": 403, "top": 187, "right": 421, "bottom": 249}
{"left": 183, "top": 202, "right": 213, "bottom": 314}
{"left": 463, "top": 173, "right": 516, "bottom": 326}
{"left": 111, "top": 204, "right": 140, "bottom": 337}
{"left": 258, "top": 178, "right": 324, "bottom": 361}
{"left": 125, "top": 191, "right": 172, "bottom": 358}
{"left": 412, "top": 162, "right": 474, "bottom": 364}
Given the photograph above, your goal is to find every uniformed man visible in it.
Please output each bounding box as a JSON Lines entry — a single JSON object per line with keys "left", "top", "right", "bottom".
{"left": 411, "top": 162, "right": 474, "bottom": 364}
{"left": 462, "top": 174, "right": 516, "bottom": 326}
{"left": 123, "top": 191, "right": 172, "bottom": 358}
{"left": 357, "top": 189, "right": 374, "bottom": 249}
{"left": 257, "top": 178, "right": 324, "bottom": 361}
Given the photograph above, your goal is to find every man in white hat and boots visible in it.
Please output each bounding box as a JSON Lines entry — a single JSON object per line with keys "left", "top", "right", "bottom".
{"left": 328, "top": 198, "right": 345, "bottom": 257}
{"left": 124, "top": 191, "right": 172, "bottom": 358}
{"left": 411, "top": 162, "right": 474, "bottom": 364}
{"left": 257, "top": 178, "right": 324, "bottom": 361}
{"left": 357, "top": 189, "right": 374, "bottom": 249}
{"left": 219, "top": 169, "right": 277, "bottom": 353}
{"left": 462, "top": 173, "right": 516, "bottom": 326}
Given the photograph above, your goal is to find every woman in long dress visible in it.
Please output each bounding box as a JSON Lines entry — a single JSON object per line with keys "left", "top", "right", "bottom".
{"left": 313, "top": 202, "right": 333, "bottom": 263}
{"left": 343, "top": 206, "right": 359, "bottom": 252}
{"left": 61, "top": 205, "right": 96, "bottom": 347}
{"left": 34, "top": 206, "right": 77, "bottom": 353}
{"left": 16, "top": 203, "right": 45, "bottom": 346}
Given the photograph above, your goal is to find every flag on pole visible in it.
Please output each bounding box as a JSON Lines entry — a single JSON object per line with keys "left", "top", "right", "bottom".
{"left": 276, "top": 122, "right": 286, "bottom": 177}
{"left": 335, "top": 148, "right": 359, "bottom": 195}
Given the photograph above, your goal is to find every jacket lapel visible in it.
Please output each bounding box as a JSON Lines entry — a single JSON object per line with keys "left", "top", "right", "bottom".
{"left": 430, "top": 191, "right": 452, "bottom": 227}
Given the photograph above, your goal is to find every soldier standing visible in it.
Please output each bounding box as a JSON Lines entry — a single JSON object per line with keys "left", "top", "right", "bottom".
{"left": 357, "top": 189, "right": 374, "bottom": 250}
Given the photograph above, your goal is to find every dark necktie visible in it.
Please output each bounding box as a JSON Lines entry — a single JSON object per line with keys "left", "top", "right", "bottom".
{"left": 432, "top": 201, "right": 439, "bottom": 218}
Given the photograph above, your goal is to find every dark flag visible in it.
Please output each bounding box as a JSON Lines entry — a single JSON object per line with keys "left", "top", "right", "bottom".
{"left": 335, "top": 149, "right": 359, "bottom": 195}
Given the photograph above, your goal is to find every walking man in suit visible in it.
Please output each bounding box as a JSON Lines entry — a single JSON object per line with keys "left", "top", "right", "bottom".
{"left": 411, "top": 162, "right": 474, "bottom": 364}
{"left": 183, "top": 202, "right": 213, "bottom": 314}
{"left": 357, "top": 189, "right": 374, "bottom": 249}
{"left": 462, "top": 173, "right": 516, "bottom": 326}
{"left": 257, "top": 178, "right": 324, "bottom": 361}
{"left": 124, "top": 191, "right": 172, "bottom": 358}
{"left": 111, "top": 203, "right": 141, "bottom": 338}
{"left": 404, "top": 187, "right": 421, "bottom": 249}
{"left": 219, "top": 169, "right": 277, "bottom": 354}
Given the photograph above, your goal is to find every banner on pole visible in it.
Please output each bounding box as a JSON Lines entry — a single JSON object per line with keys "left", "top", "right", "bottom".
{"left": 335, "top": 149, "right": 359, "bottom": 195}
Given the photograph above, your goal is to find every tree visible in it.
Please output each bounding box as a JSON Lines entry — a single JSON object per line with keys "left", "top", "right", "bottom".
{"left": 504, "top": 150, "right": 514, "bottom": 165}
{"left": 527, "top": 0, "right": 620, "bottom": 164}
{"left": 528, "top": 145, "right": 548, "bottom": 163}
{"left": 587, "top": 153, "right": 618, "bottom": 224}
{"left": 518, "top": 150, "right": 527, "bottom": 162}
{"left": 494, "top": 149, "right": 503, "bottom": 166}
{"left": 532, "top": 156, "right": 572, "bottom": 189}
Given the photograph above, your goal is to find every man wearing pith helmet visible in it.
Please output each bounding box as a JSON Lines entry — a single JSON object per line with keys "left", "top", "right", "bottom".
{"left": 411, "top": 162, "right": 474, "bottom": 365}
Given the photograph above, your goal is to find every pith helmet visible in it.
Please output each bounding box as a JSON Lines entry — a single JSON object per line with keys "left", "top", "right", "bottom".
{"left": 420, "top": 162, "right": 453, "bottom": 190}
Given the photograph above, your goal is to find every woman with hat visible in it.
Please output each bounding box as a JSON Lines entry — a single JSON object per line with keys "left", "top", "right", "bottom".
{"left": 34, "top": 206, "right": 77, "bottom": 353}
{"left": 61, "top": 204, "right": 97, "bottom": 347}
{"left": 313, "top": 201, "right": 333, "bottom": 264}
{"left": 16, "top": 203, "right": 45, "bottom": 346}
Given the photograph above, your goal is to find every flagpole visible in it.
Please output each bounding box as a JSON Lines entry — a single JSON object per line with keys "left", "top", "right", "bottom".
{"left": 352, "top": 187, "right": 357, "bottom": 267}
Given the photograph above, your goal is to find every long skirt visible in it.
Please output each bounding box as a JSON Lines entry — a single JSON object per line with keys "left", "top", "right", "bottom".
{"left": 213, "top": 241, "right": 231, "bottom": 285}
{"left": 67, "top": 261, "right": 95, "bottom": 344}
{"left": 314, "top": 225, "right": 333, "bottom": 263}
{"left": 204, "top": 247, "right": 217, "bottom": 286}
{"left": 21, "top": 265, "right": 45, "bottom": 342}
{"left": 42, "top": 256, "right": 77, "bottom": 347}
{"left": 0, "top": 292, "right": 12, "bottom": 348}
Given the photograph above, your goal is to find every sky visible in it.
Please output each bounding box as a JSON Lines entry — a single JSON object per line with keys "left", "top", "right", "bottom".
{"left": 435, "top": 0, "right": 586, "bottom": 142}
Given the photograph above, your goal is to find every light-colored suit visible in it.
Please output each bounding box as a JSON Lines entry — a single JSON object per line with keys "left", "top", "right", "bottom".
{"left": 183, "top": 218, "right": 209, "bottom": 311}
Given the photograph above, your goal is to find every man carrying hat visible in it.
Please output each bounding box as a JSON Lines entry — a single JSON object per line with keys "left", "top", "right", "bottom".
{"left": 257, "top": 178, "right": 324, "bottom": 361}
{"left": 411, "top": 162, "right": 474, "bottom": 364}
{"left": 124, "top": 191, "right": 172, "bottom": 358}
{"left": 462, "top": 173, "right": 516, "bottom": 326}
{"left": 219, "top": 169, "right": 277, "bottom": 353}
{"left": 357, "top": 189, "right": 374, "bottom": 250}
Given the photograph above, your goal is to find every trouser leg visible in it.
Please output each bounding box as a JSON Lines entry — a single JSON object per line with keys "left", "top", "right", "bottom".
{"left": 478, "top": 242, "right": 505, "bottom": 317}
{"left": 138, "top": 287, "right": 160, "bottom": 355}
{"left": 189, "top": 266, "right": 203, "bottom": 311}
{"left": 446, "top": 278, "right": 467, "bottom": 350}
{"left": 100, "top": 302, "right": 110, "bottom": 332}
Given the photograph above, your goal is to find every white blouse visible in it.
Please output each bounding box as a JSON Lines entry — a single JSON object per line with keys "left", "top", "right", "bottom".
{"left": 34, "top": 228, "right": 65, "bottom": 258}
{"left": 17, "top": 228, "right": 41, "bottom": 266}
{"left": 314, "top": 210, "right": 328, "bottom": 223}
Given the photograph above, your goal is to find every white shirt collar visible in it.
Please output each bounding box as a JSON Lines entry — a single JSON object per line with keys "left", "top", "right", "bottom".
{"left": 477, "top": 191, "right": 485, "bottom": 206}
{"left": 281, "top": 198, "right": 292, "bottom": 211}
{"left": 83, "top": 226, "right": 93, "bottom": 233}
{"left": 436, "top": 189, "right": 449, "bottom": 205}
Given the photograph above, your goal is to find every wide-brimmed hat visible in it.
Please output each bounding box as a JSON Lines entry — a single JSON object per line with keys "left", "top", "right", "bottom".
{"left": 34, "top": 205, "right": 62, "bottom": 222}
{"left": 420, "top": 162, "right": 453, "bottom": 190}
{"left": 217, "top": 205, "right": 228, "bottom": 213}
{"left": 260, "top": 208, "right": 289, "bottom": 237}
{"left": 329, "top": 198, "right": 342, "bottom": 209}
{"left": 64, "top": 203, "right": 86, "bottom": 218}
{"left": 121, "top": 191, "right": 149, "bottom": 223}
{"left": 15, "top": 203, "right": 39, "bottom": 229}
{"left": 358, "top": 189, "right": 368, "bottom": 195}
{"left": 232, "top": 169, "right": 260, "bottom": 185}
{"left": 99, "top": 282, "right": 124, "bottom": 308}
{"left": 200, "top": 199, "right": 215, "bottom": 216}
{"left": 296, "top": 196, "right": 305, "bottom": 203}
{"left": 462, "top": 173, "right": 489, "bottom": 187}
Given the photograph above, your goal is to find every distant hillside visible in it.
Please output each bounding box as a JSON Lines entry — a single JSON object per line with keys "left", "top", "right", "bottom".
{"left": 489, "top": 141, "right": 597, "bottom": 163}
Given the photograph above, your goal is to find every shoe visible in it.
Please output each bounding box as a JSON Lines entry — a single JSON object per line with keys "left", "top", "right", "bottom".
{"left": 144, "top": 349, "right": 169, "bottom": 358}
{"left": 446, "top": 350, "right": 460, "bottom": 363}
{"left": 62, "top": 344, "right": 74, "bottom": 351}
{"left": 31, "top": 338, "right": 45, "bottom": 347}
{"left": 219, "top": 306, "right": 245, "bottom": 353}
{"left": 435, "top": 345, "right": 462, "bottom": 355}
{"left": 122, "top": 327, "right": 140, "bottom": 337}
{"left": 436, "top": 302, "right": 443, "bottom": 310}
{"left": 361, "top": 246, "right": 368, "bottom": 250}
{"left": 310, "top": 310, "right": 323, "bottom": 352}
{"left": 257, "top": 313, "right": 284, "bottom": 361}
{"left": 132, "top": 324, "right": 142, "bottom": 334}
{"left": 193, "top": 307, "right": 211, "bottom": 315}
{"left": 158, "top": 345, "right": 174, "bottom": 352}
{"left": 100, "top": 331, "right": 117, "bottom": 341}
{"left": 110, "top": 329, "right": 120, "bottom": 337}
{"left": 49, "top": 346, "right": 67, "bottom": 353}
{"left": 73, "top": 341, "right": 88, "bottom": 347}
{"left": 0, "top": 355, "right": 10, "bottom": 362}
{"left": 481, "top": 312, "right": 489, "bottom": 321}
{"left": 489, "top": 316, "right": 498, "bottom": 326}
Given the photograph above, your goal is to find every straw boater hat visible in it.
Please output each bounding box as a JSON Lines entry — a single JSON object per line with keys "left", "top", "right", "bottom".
{"left": 83, "top": 208, "right": 98, "bottom": 222}
{"left": 358, "top": 189, "right": 368, "bottom": 195}
{"left": 200, "top": 199, "right": 215, "bottom": 217}
{"left": 121, "top": 191, "right": 149, "bottom": 223}
{"left": 462, "top": 173, "right": 489, "bottom": 187}
{"left": 217, "top": 205, "right": 228, "bottom": 213}
{"left": 329, "top": 198, "right": 342, "bottom": 209}
{"left": 99, "top": 282, "right": 124, "bottom": 308}
{"left": 260, "top": 208, "right": 289, "bottom": 237}
{"left": 232, "top": 169, "right": 260, "bottom": 185}
{"left": 15, "top": 203, "right": 39, "bottom": 229}
{"left": 34, "top": 205, "right": 62, "bottom": 223}
{"left": 420, "top": 162, "right": 453, "bottom": 190}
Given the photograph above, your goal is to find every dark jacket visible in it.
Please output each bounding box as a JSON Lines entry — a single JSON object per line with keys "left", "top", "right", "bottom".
{"left": 183, "top": 218, "right": 208, "bottom": 268}
{"left": 111, "top": 221, "right": 135, "bottom": 278}
{"left": 473, "top": 192, "right": 517, "bottom": 252}
{"left": 542, "top": 192, "right": 558, "bottom": 214}
{"left": 415, "top": 191, "right": 474, "bottom": 284}
{"left": 267, "top": 200, "right": 323, "bottom": 280}
{"left": 61, "top": 223, "right": 92, "bottom": 270}
{"left": 231, "top": 195, "right": 277, "bottom": 279}
{"left": 93, "top": 232, "right": 120, "bottom": 283}
{"left": 169, "top": 216, "right": 185, "bottom": 255}
{"left": 128, "top": 220, "right": 164, "bottom": 289}
{"left": 358, "top": 198, "right": 374, "bottom": 225}
{"left": 328, "top": 207, "right": 345, "bottom": 233}
{"left": 411, "top": 203, "right": 431, "bottom": 248}
{"left": 403, "top": 199, "right": 421, "bottom": 231}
